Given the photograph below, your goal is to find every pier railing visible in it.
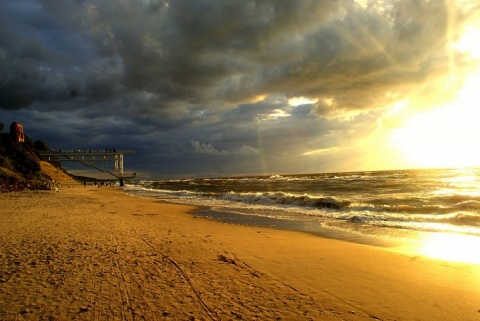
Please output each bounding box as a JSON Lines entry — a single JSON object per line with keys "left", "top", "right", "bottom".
{"left": 39, "top": 149, "right": 136, "bottom": 182}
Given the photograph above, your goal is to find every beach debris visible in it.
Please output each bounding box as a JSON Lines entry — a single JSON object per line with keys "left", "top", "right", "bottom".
{"left": 218, "top": 254, "right": 237, "bottom": 265}
{"left": 348, "top": 215, "right": 363, "bottom": 223}
{"left": 79, "top": 306, "right": 89, "bottom": 313}
{"left": 242, "top": 262, "right": 262, "bottom": 278}
{"left": 231, "top": 311, "right": 243, "bottom": 319}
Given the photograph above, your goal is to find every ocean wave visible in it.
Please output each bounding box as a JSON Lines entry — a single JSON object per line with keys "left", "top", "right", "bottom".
{"left": 219, "top": 192, "right": 349, "bottom": 209}
{"left": 454, "top": 200, "right": 480, "bottom": 210}
{"left": 345, "top": 211, "right": 480, "bottom": 228}
{"left": 343, "top": 217, "right": 480, "bottom": 236}
{"left": 125, "top": 185, "right": 200, "bottom": 197}
{"left": 434, "top": 193, "right": 480, "bottom": 203}
{"left": 448, "top": 213, "right": 480, "bottom": 226}
{"left": 348, "top": 203, "right": 451, "bottom": 215}
{"left": 125, "top": 170, "right": 480, "bottom": 237}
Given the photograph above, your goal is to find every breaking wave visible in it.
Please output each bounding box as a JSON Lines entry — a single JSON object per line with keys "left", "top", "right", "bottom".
{"left": 125, "top": 168, "right": 480, "bottom": 238}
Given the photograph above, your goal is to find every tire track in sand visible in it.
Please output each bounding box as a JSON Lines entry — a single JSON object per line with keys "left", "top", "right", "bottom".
{"left": 130, "top": 226, "right": 218, "bottom": 321}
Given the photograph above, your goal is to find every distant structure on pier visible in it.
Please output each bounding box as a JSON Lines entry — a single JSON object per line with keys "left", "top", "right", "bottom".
{"left": 40, "top": 149, "right": 136, "bottom": 186}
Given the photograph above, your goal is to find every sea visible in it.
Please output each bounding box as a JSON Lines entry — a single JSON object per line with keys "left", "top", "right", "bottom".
{"left": 124, "top": 167, "right": 480, "bottom": 262}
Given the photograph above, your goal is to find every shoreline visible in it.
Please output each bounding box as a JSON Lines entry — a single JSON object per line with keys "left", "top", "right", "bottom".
{"left": 122, "top": 189, "right": 449, "bottom": 253}
{"left": 192, "top": 207, "right": 406, "bottom": 249}
{"left": 1, "top": 187, "right": 480, "bottom": 320}
{"left": 123, "top": 188, "right": 406, "bottom": 249}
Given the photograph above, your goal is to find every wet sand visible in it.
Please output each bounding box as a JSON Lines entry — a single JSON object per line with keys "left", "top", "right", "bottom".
{"left": 1, "top": 187, "right": 479, "bottom": 320}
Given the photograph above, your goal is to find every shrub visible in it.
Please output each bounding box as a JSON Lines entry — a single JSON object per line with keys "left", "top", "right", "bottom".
{"left": 34, "top": 140, "right": 49, "bottom": 151}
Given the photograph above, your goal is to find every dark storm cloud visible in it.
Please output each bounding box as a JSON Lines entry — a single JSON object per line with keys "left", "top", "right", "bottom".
{"left": 261, "top": 1, "right": 455, "bottom": 114}
{"left": 1, "top": 0, "right": 475, "bottom": 114}
{"left": 1, "top": 0, "right": 478, "bottom": 177}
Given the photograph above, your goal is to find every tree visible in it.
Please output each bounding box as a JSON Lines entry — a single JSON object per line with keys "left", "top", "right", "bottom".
{"left": 34, "top": 140, "right": 49, "bottom": 151}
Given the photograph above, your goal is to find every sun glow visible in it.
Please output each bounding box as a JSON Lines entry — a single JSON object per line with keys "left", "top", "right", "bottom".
{"left": 390, "top": 72, "right": 480, "bottom": 168}
{"left": 453, "top": 26, "right": 480, "bottom": 59}
{"left": 288, "top": 96, "right": 319, "bottom": 107}
{"left": 387, "top": 23, "right": 480, "bottom": 169}
{"left": 420, "top": 233, "right": 480, "bottom": 265}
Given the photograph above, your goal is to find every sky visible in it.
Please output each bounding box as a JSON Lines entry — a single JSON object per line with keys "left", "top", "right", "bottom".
{"left": 1, "top": 0, "right": 480, "bottom": 179}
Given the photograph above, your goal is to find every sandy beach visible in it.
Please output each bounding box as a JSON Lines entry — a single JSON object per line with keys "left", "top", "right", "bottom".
{"left": 1, "top": 187, "right": 480, "bottom": 321}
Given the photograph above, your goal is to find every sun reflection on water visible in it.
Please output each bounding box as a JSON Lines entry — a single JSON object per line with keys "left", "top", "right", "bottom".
{"left": 419, "top": 233, "right": 480, "bottom": 265}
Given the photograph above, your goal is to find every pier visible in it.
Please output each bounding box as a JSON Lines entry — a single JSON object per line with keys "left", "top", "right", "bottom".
{"left": 39, "top": 149, "right": 136, "bottom": 186}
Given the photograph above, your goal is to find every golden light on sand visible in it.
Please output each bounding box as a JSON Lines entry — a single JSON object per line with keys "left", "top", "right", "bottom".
{"left": 420, "top": 233, "right": 480, "bottom": 265}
